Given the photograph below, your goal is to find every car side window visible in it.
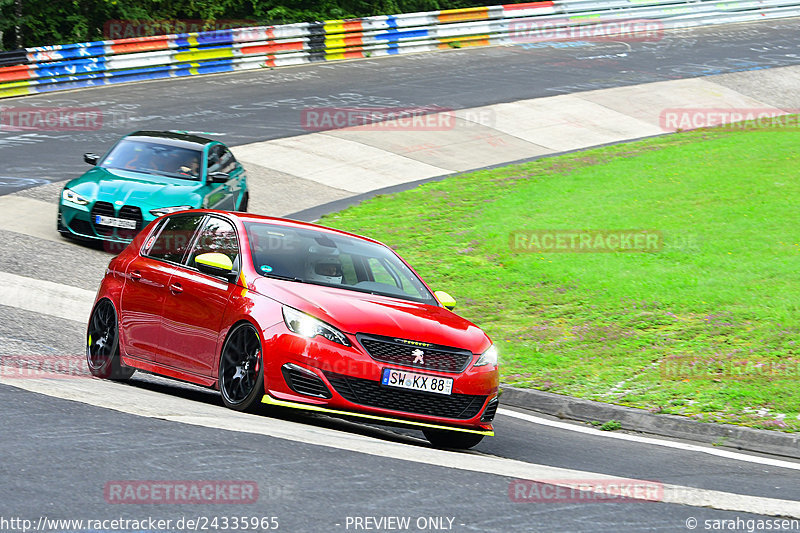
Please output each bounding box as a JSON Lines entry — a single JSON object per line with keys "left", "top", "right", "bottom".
{"left": 185, "top": 216, "right": 240, "bottom": 272}
{"left": 218, "top": 147, "right": 236, "bottom": 174}
{"left": 207, "top": 145, "right": 236, "bottom": 176}
{"left": 207, "top": 145, "right": 223, "bottom": 175}
{"left": 143, "top": 214, "right": 205, "bottom": 263}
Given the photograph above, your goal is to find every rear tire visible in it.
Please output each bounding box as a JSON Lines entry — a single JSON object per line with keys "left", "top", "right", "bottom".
{"left": 423, "top": 429, "right": 484, "bottom": 450}
{"left": 86, "top": 299, "right": 135, "bottom": 380}
{"left": 238, "top": 192, "right": 249, "bottom": 212}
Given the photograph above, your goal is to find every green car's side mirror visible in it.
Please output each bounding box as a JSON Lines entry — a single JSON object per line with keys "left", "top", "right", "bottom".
{"left": 196, "top": 253, "right": 236, "bottom": 282}
{"left": 84, "top": 153, "right": 99, "bottom": 165}
{"left": 208, "top": 171, "right": 229, "bottom": 184}
{"left": 434, "top": 290, "right": 456, "bottom": 311}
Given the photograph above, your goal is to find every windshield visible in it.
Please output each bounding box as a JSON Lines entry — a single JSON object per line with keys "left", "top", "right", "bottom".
{"left": 101, "top": 139, "right": 202, "bottom": 180}
{"left": 245, "top": 221, "right": 436, "bottom": 304}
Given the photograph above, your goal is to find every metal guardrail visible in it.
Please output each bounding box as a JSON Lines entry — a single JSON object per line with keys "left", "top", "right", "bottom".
{"left": 0, "top": 0, "right": 798, "bottom": 99}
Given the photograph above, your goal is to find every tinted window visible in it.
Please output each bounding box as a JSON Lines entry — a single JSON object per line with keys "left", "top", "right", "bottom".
{"left": 207, "top": 145, "right": 236, "bottom": 175}
{"left": 101, "top": 139, "right": 202, "bottom": 180}
{"left": 185, "top": 217, "right": 240, "bottom": 271}
{"left": 143, "top": 214, "right": 205, "bottom": 263}
{"left": 245, "top": 221, "right": 435, "bottom": 304}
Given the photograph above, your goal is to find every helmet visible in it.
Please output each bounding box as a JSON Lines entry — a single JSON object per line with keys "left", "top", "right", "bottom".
{"left": 305, "top": 245, "right": 342, "bottom": 284}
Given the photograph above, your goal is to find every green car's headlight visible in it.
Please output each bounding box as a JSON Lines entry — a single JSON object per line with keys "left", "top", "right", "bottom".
{"left": 62, "top": 188, "right": 89, "bottom": 206}
{"left": 282, "top": 306, "right": 350, "bottom": 346}
{"left": 149, "top": 205, "right": 192, "bottom": 217}
{"left": 474, "top": 344, "right": 498, "bottom": 367}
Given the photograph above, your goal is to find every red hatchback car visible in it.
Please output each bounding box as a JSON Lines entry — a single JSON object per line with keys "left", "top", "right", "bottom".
{"left": 87, "top": 210, "right": 499, "bottom": 448}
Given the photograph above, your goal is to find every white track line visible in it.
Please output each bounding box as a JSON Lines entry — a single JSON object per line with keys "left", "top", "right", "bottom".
{"left": 2, "top": 374, "right": 799, "bottom": 517}
{"left": 499, "top": 408, "right": 800, "bottom": 471}
{"left": 0, "top": 271, "right": 94, "bottom": 322}
{"left": 1, "top": 272, "right": 799, "bottom": 473}
{"left": 1, "top": 273, "right": 798, "bottom": 474}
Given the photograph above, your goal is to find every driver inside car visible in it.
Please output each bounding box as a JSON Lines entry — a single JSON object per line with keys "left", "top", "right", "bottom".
{"left": 305, "top": 248, "right": 343, "bottom": 285}
{"left": 178, "top": 154, "right": 201, "bottom": 177}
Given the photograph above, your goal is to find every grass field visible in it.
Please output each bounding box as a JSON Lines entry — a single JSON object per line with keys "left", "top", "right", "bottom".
{"left": 321, "top": 122, "right": 800, "bottom": 432}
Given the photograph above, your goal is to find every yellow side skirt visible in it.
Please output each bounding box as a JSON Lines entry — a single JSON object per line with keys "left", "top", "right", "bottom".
{"left": 262, "top": 395, "right": 494, "bottom": 436}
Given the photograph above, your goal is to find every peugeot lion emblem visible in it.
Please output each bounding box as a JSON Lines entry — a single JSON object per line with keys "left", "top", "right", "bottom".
{"left": 412, "top": 349, "right": 425, "bottom": 365}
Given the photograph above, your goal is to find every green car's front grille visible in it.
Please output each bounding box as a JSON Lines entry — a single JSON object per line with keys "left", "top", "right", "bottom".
{"left": 88, "top": 201, "right": 144, "bottom": 240}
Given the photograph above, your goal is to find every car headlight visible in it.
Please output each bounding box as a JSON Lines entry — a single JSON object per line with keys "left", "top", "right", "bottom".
{"left": 62, "top": 188, "right": 89, "bottom": 206}
{"left": 474, "top": 344, "right": 498, "bottom": 367}
{"left": 149, "top": 205, "right": 192, "bottom": 217}
{"left": 282, "top": 306, "right": 350, "bottom": 346}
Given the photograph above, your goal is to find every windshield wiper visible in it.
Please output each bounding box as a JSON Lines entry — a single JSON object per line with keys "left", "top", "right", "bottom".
{"left": 263, "top": 273, "right": 304, "bottom": 283}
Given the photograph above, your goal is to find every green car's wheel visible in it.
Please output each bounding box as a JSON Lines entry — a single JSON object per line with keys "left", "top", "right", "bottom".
{"left": 86, "top": 299, "right": 135, "bottom": 380}
{"left": 238, "top": 192, "right": 249, "bottom": 212}
{"left": 423, "top": 428, "right": 484, "bottom": 450}
{"left": 219, "top": 322, "right": 264, "bottom": 412}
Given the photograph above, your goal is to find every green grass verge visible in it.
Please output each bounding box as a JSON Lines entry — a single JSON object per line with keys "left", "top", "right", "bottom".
{"left": 320, "top": 122, "right": 800, "bottom": 432}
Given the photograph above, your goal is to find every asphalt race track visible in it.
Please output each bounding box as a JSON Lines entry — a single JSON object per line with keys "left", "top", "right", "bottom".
{"left": 2, "top": 19, "right": 800, "bottom": 192}
{"left": 1, "top": 18, "right": 800, "bottom": 532}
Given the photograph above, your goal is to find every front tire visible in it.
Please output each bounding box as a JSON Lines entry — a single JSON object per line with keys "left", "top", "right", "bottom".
{"left": 238, "top": 192, "right": 249, "bottom": 212}
{"left": 219, "top": 322, "right": 264, "bottom": 412}
{"left": 86, "top": 299, "right": 135, "bottom": 380}
{"left": 423, "top": 428, "right": 484, "bottom": 450}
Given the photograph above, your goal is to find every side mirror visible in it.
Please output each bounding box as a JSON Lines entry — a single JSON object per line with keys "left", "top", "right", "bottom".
{"left": 434, "top": 290, "right": 456, "bottom": 311}
{"left": 208, "top": 171, "right": 229, "bottom": 184}
{"left": 196, "top": 253, "right": 236, "bottom": 282}
{"left": 84, "top": 153, "right": 99, "bottom": 165}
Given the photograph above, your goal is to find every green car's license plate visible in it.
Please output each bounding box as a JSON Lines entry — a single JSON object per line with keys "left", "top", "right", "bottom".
{"left": 95, "top": 215, "right": 136, "bottom": 229}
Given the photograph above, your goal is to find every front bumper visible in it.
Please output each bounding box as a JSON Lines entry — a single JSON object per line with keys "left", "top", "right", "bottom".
{"left": 261, "top": 324, "right": 499, "bottom": 433}
{"left": 59, "top": 200, "right": 153, "bottom": 245}
{"left": 263, "top": 395, "right": 494, "bottom": 436}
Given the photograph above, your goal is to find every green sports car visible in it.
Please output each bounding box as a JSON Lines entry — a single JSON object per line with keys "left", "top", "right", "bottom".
{"left": 58, "top": 130, "right": 248, "bottom": 245}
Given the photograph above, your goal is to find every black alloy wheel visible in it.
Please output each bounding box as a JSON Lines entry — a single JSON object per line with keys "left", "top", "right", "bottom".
{"left": 219, "top": 322, "right": 264, "bottom": 412}
{"left": 86, "top": 299, "right": 134, "bottom": 380}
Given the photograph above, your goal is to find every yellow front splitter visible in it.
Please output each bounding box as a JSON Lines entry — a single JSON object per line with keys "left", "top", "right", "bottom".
{"left": 262, "top": 395, "right": 494, "bottom": 436}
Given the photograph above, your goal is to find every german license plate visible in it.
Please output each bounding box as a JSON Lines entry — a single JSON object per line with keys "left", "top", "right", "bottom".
{"left": 94, "top": 215, "right": 136, "bottom": 229}
{"left": 381, "top": 368, "right": 453, "bottom": 395}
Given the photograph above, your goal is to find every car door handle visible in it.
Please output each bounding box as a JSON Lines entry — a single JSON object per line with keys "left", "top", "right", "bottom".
{"left": 130, "top": 270, "right": 142, "bottom": 281}
{"left": 169, "top": 282, "right": 183, "bottom": 295}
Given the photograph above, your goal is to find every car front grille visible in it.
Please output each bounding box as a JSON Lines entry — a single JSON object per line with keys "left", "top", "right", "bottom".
{"left": 282, "top": 364, "right": 331, "bottom": 399}
{"left": 90, "top": 201, "right": 115, "bottom": 236}
{"left": 481, "top": 397, "right": 499, "bottom": 422}
{"left": 68, "top": 218, "right": 93, "bottom": 237}
{"left": 324, "top": 371, "right": 486, "bottom": 420}
{"left": 117, "top": 205, "right": 143, "bottom": 240}
{"left": 357, "top": 334, "right": 473, "bottom": 373}
{"left": 88, "top": 202, "right": 143, "bottom": 240}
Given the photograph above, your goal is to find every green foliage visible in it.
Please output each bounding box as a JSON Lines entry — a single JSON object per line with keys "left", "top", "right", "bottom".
{"left": 0, "top": 0, "right": 493, "bottom": 49}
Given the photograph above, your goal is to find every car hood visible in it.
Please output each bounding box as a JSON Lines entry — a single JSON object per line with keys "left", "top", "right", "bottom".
{"left": 254, "top": 278, "right": 491, "bottom": 353}
{"left": 65, "top": 167, "right": 204, "bottom": 209}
